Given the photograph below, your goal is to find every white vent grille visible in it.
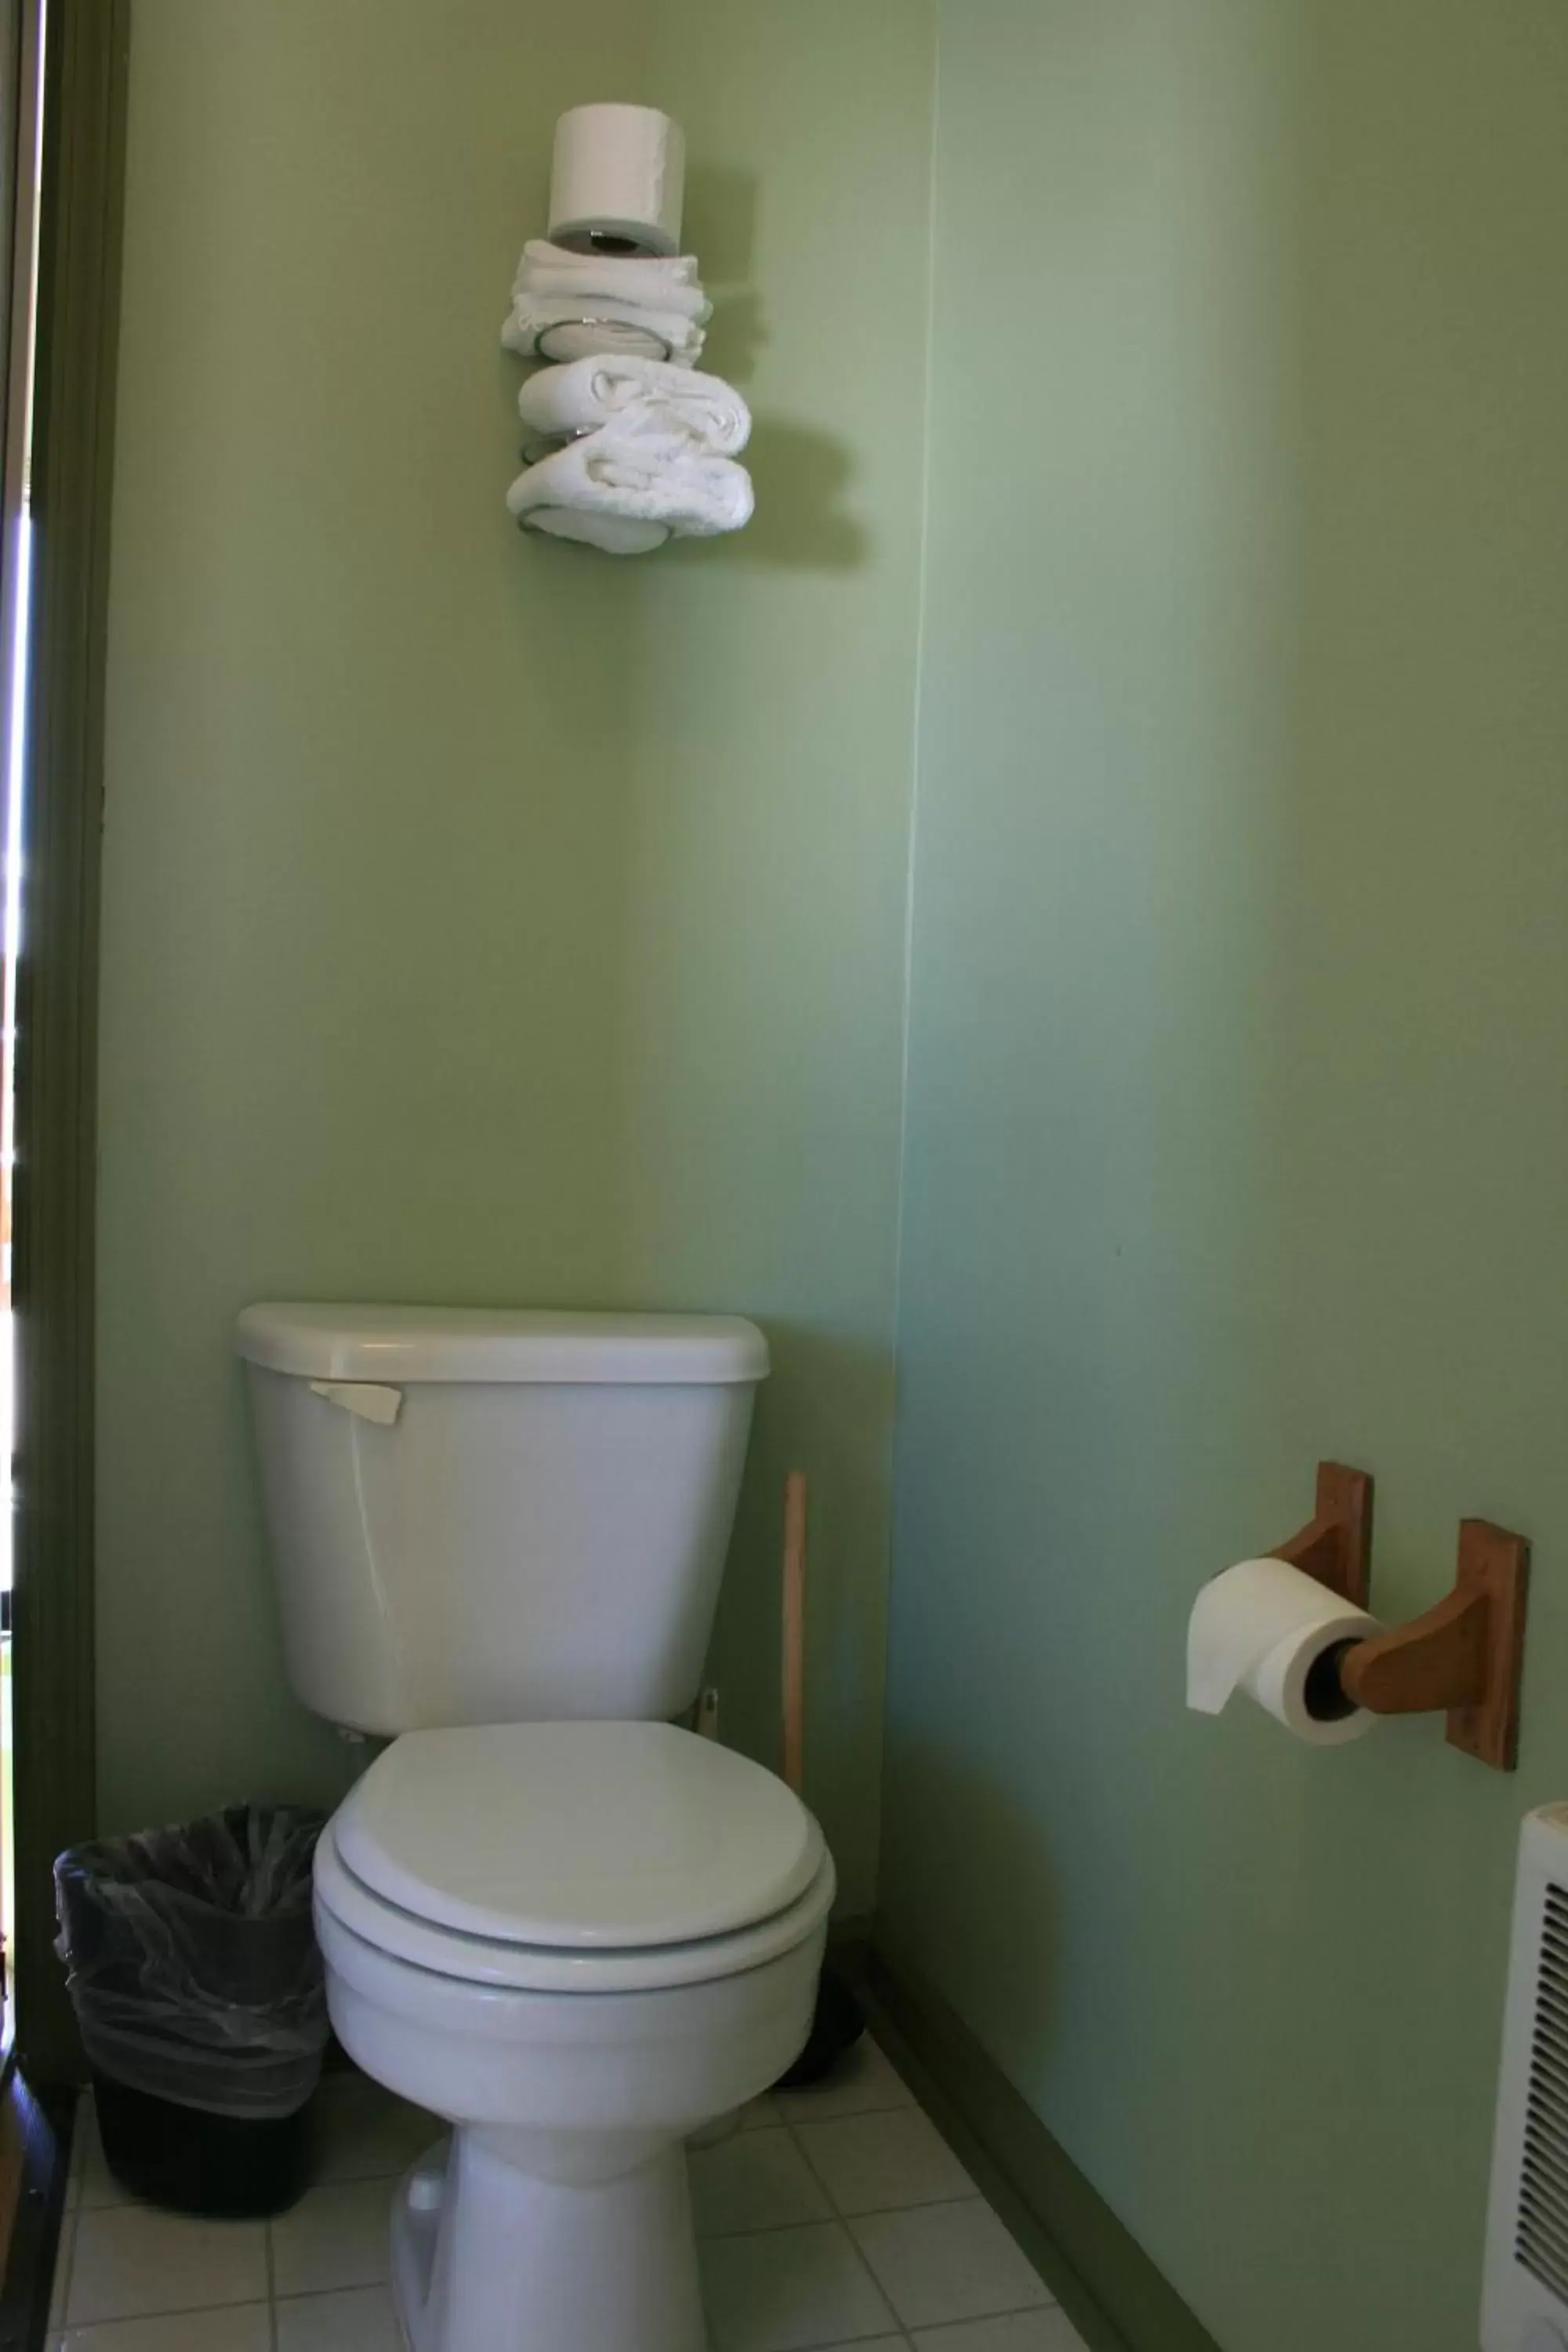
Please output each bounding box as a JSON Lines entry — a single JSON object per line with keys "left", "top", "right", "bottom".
{"left": 1518, "top": 1888, "right": 1568, "bottom": 2303}
{"left": 1483, "top": 1812, "right": 1568, "bottom": 2348}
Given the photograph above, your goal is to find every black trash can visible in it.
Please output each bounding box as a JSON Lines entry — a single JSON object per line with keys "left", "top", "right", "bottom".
{"left": 55, "top": 1805, "right": 329, "bottom": 2217}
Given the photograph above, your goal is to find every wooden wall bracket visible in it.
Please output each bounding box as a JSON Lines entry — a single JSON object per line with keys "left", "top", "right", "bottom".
{"left": 1340, "top": 1519, "right": 1530, "bottom": 1772}
{"left": 1272, "top": 1461, "right": 1374, "bottom": 1610}
{"left": 1268, "top": 1465, "right": 1528, "bottom": 1769}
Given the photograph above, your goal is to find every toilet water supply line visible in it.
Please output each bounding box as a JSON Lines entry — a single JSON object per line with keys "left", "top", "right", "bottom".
{"left": 500, "top": 103, "right": 754, "bottom": 555}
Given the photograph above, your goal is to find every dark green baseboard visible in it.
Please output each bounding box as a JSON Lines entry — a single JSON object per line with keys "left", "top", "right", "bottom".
{"left": 843, "top": 1937, "right": 1222, "bottom": 2352}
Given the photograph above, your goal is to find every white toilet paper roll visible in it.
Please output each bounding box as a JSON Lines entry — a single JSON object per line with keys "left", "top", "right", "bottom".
{"left": 549, "top": 104, "right": 686, "bottom": 259}
{"left": 1187, "top": 1557, "right": 1382, "bottom": 1747}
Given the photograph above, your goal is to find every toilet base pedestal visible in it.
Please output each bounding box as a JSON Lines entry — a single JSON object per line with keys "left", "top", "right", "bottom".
{"left": 392, "top": 2128, "right": 706, "bottom": 2352}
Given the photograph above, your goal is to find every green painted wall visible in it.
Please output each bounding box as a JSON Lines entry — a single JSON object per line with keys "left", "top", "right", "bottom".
{"left": 96, "top": 0, "right": 934, "bottom": 1911}
{"left": 615, "top": 4, "right": 935, "bottom": 1911}
{"left": 880, "top": 4, "right": 1568, "bottom": 2348}
{"left": 100, "top": 3, "right": 1568, "bottom": 2330}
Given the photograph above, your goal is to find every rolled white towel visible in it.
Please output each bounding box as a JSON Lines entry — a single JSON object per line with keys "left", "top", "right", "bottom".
{"left": 501, "top": 296, "right": 707, "bottom": 368}
{"left": 515, "top": 239, "right": 710, "bottom": 318}
{"left": 506, "top": 426, "right": 753, "bottom": 553}
{"left": 521, "top": 507, "right": 673, "bottom": 557}
{"left": 517, "top": 358, "right": 750, "bottom": 456}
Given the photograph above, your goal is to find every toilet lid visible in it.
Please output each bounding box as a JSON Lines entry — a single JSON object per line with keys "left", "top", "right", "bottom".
{"left": 331, "top": 1722, "right": 826, "bottom": 1950}
{"left": 314, "top": 1831, "right": 836, "bottom": 1994}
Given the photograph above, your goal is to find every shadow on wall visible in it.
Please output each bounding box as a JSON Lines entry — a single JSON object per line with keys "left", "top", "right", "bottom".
{"left": 719, "top": 421, "right": 867, "bottom": 572}
{"left": 681, "top": 165, "right": 869, "bottom": 572}
{"left": 684, "top": 163, "right": 756, "bottom": 285}
{"left": 685, "top": 162, "right": 762, "bottom": 382}
{"left": 876, "top": 1726, "right": 1062, "bottom": 2049}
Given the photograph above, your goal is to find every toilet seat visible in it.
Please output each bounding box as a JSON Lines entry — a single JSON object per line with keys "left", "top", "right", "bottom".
{"left": 315, "top": 1719, "right": 834, "bottom": 1995}
{"left": 316, "top": 1832, "right": 835, "bottom": 1995}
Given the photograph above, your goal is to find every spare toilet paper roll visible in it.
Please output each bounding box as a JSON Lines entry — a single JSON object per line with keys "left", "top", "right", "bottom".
{"left": 1187, "top": 1557, "right": 1382, "bottom": 1747}
{"left": 549, "top": 104, "right": 686, "bottom": 259}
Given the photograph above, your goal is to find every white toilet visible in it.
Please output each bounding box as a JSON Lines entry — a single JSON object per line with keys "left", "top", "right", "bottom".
{"left": 235, "top": 1303, "right": 833, "bottom": 2352}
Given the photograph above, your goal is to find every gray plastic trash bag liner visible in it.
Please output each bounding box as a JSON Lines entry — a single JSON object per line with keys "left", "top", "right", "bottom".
{"left": 54, "top": 1806, "right": 329, "bottom": 2119}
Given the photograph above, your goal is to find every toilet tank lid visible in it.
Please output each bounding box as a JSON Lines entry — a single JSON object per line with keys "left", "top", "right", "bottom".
{"left": 234, "top": 1303, "right": 769, "bottom": 1384}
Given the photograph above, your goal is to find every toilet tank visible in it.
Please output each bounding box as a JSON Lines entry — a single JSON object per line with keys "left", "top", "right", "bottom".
{"left": 235, "top": 1305, "right": 768, "bottom": 1735}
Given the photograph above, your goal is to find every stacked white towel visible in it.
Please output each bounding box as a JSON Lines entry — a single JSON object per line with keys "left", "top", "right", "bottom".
{"left": 507, "top": 430, "right": 753, "bottom": 554}
{"left": 517, "top": 355, "right": 750, "bottom": 455}
{"left": 507, "top": 354, "right": 753, "bottom": 556}
{"left": 501, "top": 239, "right": 711, "bottom": 367}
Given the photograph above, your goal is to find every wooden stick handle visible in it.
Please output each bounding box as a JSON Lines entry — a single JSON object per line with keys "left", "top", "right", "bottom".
{"left": 781, "top": 1471, "right": 807, "bottom": 1797}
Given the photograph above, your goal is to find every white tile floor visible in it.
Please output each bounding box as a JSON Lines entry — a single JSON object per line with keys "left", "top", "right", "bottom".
{"left": 46, "top": 2038, "right": 1090, "bottom": 2352}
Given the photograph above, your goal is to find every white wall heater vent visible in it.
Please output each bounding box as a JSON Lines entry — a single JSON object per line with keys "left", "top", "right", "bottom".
{"left": 1483, "top": 1805, "right": 1568, "bottom": 2351}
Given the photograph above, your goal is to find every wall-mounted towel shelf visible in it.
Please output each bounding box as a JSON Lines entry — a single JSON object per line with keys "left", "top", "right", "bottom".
{"left": 1270, "top": 1462, "right": 1530, "bottom": 1771}
{"left": 499, "top": 107, "right": 754, "bottom": 554}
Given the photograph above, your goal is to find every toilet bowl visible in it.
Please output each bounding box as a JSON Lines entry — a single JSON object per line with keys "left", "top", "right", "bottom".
{"left": 312, "top": 1719, "right": 834, "bottom": 2352}
{"left": 235, "top": 1303, "right": 814, "bottom": 2349}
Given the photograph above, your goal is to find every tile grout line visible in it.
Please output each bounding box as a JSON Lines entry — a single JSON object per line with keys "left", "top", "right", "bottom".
{"left": 916, "top": 2316, "right": 1072, "bottom": 2339}
{"left": 776, "top": 2054, "right": 1062, "bottom": 2345}
{"left": 774, "top": 2089, "right": 912, "bottom": 2129}
{"left": 274, "top": 2280, "right": 394, "bottom": 2303}
{"left": 780, "top": 2104, "right": 914, "bottom": 2339}
{"left": 808, "top": 2336, "right": 916, "bottom": 2351}
{"left": 64, "top": 2296, "right": 286, "bottom": 2337}
{"left": 780, "top": 2057, "right": 926, "bottom": 2333}
{"left": 698, "top": 2176, "right": 982, "bottom": 2241}
{"left": 73, "top": 2290, "right": 272, "bottom": 2327}
{"left": 789, "top": 2332, "right": 912, "bottom": 2352}
{"left": 53, "top": 2054, "right": 1061, "bottom": 2351}
{"left": 59, "top": 2085, "right": 416, "bottom": 2341}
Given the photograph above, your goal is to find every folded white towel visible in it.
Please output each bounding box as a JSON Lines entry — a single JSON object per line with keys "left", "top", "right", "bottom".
{"left": 515, "top": 239, "right": 710, "bottom": 320}
{"left": 506, "top": 426, "right": 753, "bottom": 554}
{"left": 521, "top": 506, "right": 673, "bottom": 557}
{"left": 501, "top": 296, "right": 707, "bottom": 368}
{"left": 517, "top": 357, "right": 750, "bottom": 456}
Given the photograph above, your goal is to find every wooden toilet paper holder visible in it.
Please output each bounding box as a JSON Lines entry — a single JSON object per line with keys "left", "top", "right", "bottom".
{"left": 1273, "top": 1461, "right": 1374, "bottom": 1610}
{"left": 1271, "top": 1461, "right": 1530, "bottom": 1773}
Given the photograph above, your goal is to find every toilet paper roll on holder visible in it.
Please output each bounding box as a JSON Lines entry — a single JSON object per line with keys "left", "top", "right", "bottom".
{"left": 1268, "top": 1462, "right": 1530, "bottom": 1771}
